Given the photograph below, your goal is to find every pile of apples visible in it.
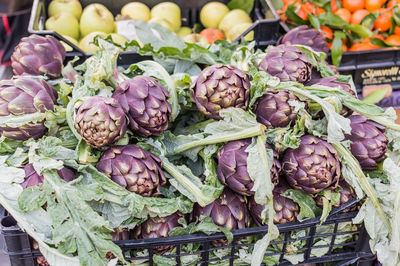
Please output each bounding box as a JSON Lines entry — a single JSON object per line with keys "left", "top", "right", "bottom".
{"left": 45, "top": 0, "right": 254, "bottom": 53}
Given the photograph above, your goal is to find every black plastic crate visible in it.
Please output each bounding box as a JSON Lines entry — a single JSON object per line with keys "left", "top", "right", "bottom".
{"left": 28, "top": 0, "right": 281, "bottom": 66}
{"left": 0, "top": 199, "right": 375, "bottom": 266}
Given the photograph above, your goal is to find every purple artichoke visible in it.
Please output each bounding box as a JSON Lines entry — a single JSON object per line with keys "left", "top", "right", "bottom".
{"left": 315, "top": 180, "right": 357, "bottom": 212}
{"left": 282, "top": 135, "right": 341, "bottom": 194}
{"left": 344, "top": 115, "right": 388, "bottom": 171}
{"left": 308, "top": 76, "right": 355, "bottom": 116}
{"left": 96, "top": 145, "right": 166, "bottom": 196}
{"left": 190, "top": 64, "right": 250, "bottom": 120}
{"left": 113, "top": 76, "right": 171, "bottom": 137}
{"left": 0, "top": 78, "right": 57, "bottom": 140}
{"left": 254, "top": 90, "right": 305, "bottom": 128}
{"left": 217, "top": 138, "right": 281, "bottom": 196}
{"left": 134, "top": 212, "right": 184, "bottom": 254}
{"left": 191, "top": 188, "right": 249, "bottom": 246}
{"left": 74, "top": 96, "right": 127, "bottom": 148}
{"left": 11, "top": 35, "right": 66, "bottom": 79}
{"left": 259, "top": 44, "right": 312, "bottom": 83}
{"left": 249, "top": 180, "right": 299, "bottom": 225}
{"left": 277, "top": 25, "right": 329, "bottom": 54}
{"left": 21, "top": 163, "right": 74, "bottom": 188}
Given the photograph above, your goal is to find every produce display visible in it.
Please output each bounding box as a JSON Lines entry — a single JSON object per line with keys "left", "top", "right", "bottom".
{"left": 2, "top": 8, "right": 400, "bottom": 266}
{"left": 44, "top": 0, "right": 255, "bottom": 53}
{"left": 276, "top": 0, "right": 400, "bottom": 65}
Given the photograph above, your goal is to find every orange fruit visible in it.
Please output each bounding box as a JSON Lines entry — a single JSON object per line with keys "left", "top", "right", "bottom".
{"left": 331, "top": 0, "right": 339, "bottom": 12}
{"left": 349, "top": 41, "right": 379, "bottom": 51}
{"left": 315, "top": 8, "right": 326, "bottom": 16}
{"left": 320, "top": 26, "right": 333, "bottom": 39}
{"left": 200, "top": 28, "right": 224, "bottom": 44}
{"left": 387, "top": 0, "right": 400, "bottom": 8}
{"left": 297, "top": 5, "right": 309, "bottom": 20}
{"left": 335, "top": 8, "right": 352, "bottom": 23}
{"left": 365, "top": 0, "right": 383, "bottom": 11}
{"left": 394, "top": 26, "right": 400, "bottom": 35}
{"left": 351, "top": 9, "right": 369, "bottom": 24}
{"left": 343, "top": 0, "right": 365, "bottom": 12}
{"left": 373, "top": 8, "right": 392, "bottom": 32}
{"left": 385, "top": 35, "right": 400, "bottom": 45}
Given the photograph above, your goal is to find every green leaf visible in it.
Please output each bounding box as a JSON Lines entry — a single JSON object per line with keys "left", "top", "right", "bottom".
{"left": 309, "top": 13, "right": 321, "bottom": 29}
{"left": 286, "top": 4, "right": 308, "bottom": 25}
{"left": 363, "top": 87, "right": 390, "bottom": 104}
{"left": 227, "top": 0, "right": 254, "bottom": 13}
{"left": 361, "top": 12, "right": 378, "bottom": 29}
{"left": 346, "top": 24, "right": 373, "bottom": 38}
{"left": 283, "top": 189, "right": 322, "bottom": 220}
{"left": 331, "top": 35, "right": 343, "bottom": 67}
{"left": 319, "top": 12, "right": 348, "bottom": 28}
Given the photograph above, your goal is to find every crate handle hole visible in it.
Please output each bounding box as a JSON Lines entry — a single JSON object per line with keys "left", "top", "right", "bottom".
{"left": 1, "top": 216, "right": 17, "bottom": 227}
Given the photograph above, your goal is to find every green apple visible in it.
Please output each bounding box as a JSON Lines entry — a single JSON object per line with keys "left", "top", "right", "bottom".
{"left": 121, "top": 2, "right": 150, "bottom": 21}
{"left": 226, "top": 23, "right": 254, "bottom": 42}
{"left": 148, "top": 17, "right": 176, "bottom": 32}
{"left": 110, "top": 33, "right": 128, "bottom": 47}
{"left": 183, "top": 33, "right": 209, "bottom": 46}
{"left": 60, "top": 35, "right": 79, "bottom": 52}
{"left": 200, "top": 2, "right": 229, "bottom": 29}
{"left": 150, "top": 2, "right": 181, "bottom": 32}
{"left": 79, "top": 31, "right": 107, "bottom": 53}
{"left": 218, "top": 9, "right": 252, "bottom": 35}
{"left": 177, "top": 27, "right": 192, "bottom": 37}
{"left": 48, "top": 0, "right": 82, "bottom": 19}
{"left": 45, "top": 12, "right": 80, "bottom": 40}
{"left": 80, "top": 4, "right": 115, "bottom": 37}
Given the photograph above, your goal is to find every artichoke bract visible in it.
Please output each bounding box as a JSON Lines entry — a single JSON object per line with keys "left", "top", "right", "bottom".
{"left": 21, "top": 163, "right": 75, "bottom": 189}
{"left": 0, "top": 78, "right": 57, "bottom": 140}
{"left": 277, "top": 25, "right": 329, "bottom": 54}
{"left": 190, "top": 64, "right": 250, "bottom": 120}
{"left": 134, "top": 212, "right": 183, "bottom": 254}
{"left": 96, "top": 145, "right": 166, "bottom": 196}
{"left": 259, "top": 44, "right": 312, "bottom": 83}
{"left": 191, "top": 188, "right": 249, "bottom": 245}
{"left": 74, "top": 96, "right": 127, "bottom": 148}
{"left": 113, "top": 76, "right": 171, "bottom": 137}
{"left": 11, "top": 35, "right": 66, "bottom": 79}
{"left": 254, "top": 90, "right": 304, "bottom": 128}
{"left": 308, "top": 76, "right": 355, "bottom": 116}
{"left": 217, "top": 138, "right": 281, "bottom": 196}
{"left": 345, "top": 115, "right": 388, "bottom": 170}
{"left": 282, "top": 135, "right": 341, "bottom": 194}
{"left": 315, "top": 180, "right": 356, "bottom": 212}
{"left": 249, "top": 180, "right": 299, "bottom": 225}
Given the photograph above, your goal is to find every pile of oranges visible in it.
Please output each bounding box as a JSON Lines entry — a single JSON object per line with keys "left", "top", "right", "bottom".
{"left": 278, "top": 0, "right": 400, "bottom": 51}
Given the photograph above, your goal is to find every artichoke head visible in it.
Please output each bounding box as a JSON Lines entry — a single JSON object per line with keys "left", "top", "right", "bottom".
{"left": 190, "top": 64, "right": 250, "bottom": 120}
{"left": 22, "top": 163, "right": 74, "bottom": 189}
{"left": 96, "top": 145, "right": 166, "bottom": 197}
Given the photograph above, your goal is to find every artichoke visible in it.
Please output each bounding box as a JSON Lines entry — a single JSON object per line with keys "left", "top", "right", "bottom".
{"left": 259, "top": 44, "right": 312, "bottom": 83}
{"left": 277, "top": 25, "right": 329, "bottom": 54}
{"left": 315, "top": 180, "right": 357, "bottom": 212}
{"left": 191, "top": 188, "right": 249, "bottom": 246}
{"left": 254, "top": 90, "right": 305, "bottom": 128}
{"left": 11, "top": 35, "right": 66, "bottom": 79}
{"left": 308, "top": 76, "right": 355, "bottom": 116}
{"left": 282, "top": 135, "right": 341, "bottom": 194}
{"left": 190, "top": 64, "right": 250, "bottom": 120}
{"left": 134, "top": 212, "right": 183, "bottom": 254}
{"left": 113, "top": 76, "right": 171, "bottom": 137}
{"left": 344, "top": 115, "right": 388, "bottom": 170}
{"left": 74, "top": 96, "right": 127, "bottom": 148}
{"left": 0, "top": 78, "right": 57, "bottom": 140}
{"left": 217, "top": 138, "right": 281, "bottom": 196}
{"left": 96, "top": 145, "right": 166, "bottom": 196}
{"left": 310, "top": 63, "right": 339, "bottom": 81}
{"left": 21, "top": 163, "right": 74, "bottom": 189}
{"left": 249, "top": 180, "right": 299, "bottom": 225}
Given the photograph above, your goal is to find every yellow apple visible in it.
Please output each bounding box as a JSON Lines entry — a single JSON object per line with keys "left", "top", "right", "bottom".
{"left": 61, "top": 35, "right": 79, "bottom": 52}
{"left": 177, "top": 27, "right": 192, "bottom": 37}
{"left": 227, "top": 23, "right": 254, "bottom": 42}
{"left": 150, "top": 2, "right": 181, "bottom": 32}
{"left": 48, "top": 0, "right": 82, "bottom": 19}
{"left": 121, "top": 2, "right": 150, "bottom": 21}
{"left": 79, "top": 31, "right": 107, "bottom": 53}
{"left": 80, "top": 4, "right": 115, "bottom": 37}
{"left": 218, "top": 9, "right": 252, "bottom": 35}
{"left": 183, "top": 33, "right": 209, "bottom": 46}
{"left": 148, "top": 17, "right": 176, "bottom": 32}
{"left": 45, "top": 12, "right": 80, "bottom": 40}
{"left": 110, "top": 33, "right": 128, "bottom": 47}
{"left": 200, "top": 2, "right": 229, "bottom": 29}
